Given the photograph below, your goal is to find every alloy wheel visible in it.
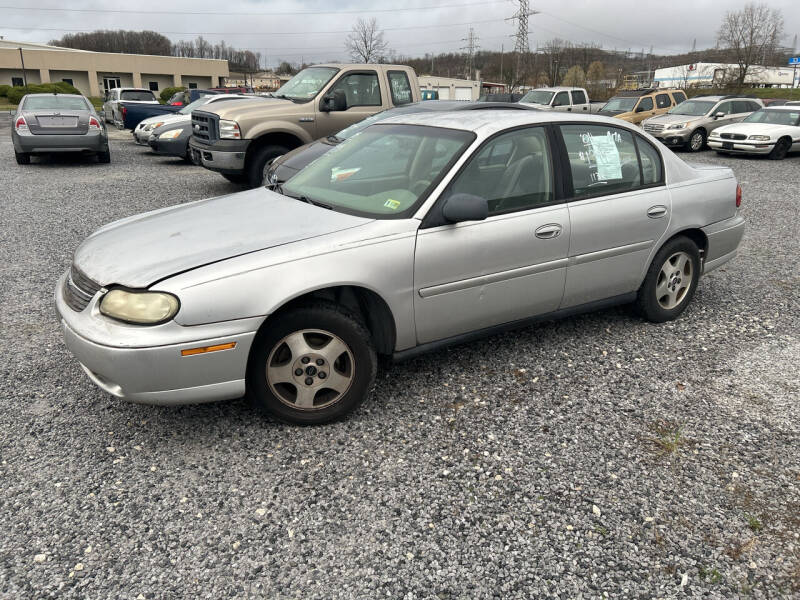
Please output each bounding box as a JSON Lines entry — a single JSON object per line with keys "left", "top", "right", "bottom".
{"left": 656, "top": 251, "right": 693, "bottom": 310}
{"left": 266, "top": 329, "right": 355, "bottom": 410}
{"left": 690, "top": 132, "right": 704, "bottom": 151}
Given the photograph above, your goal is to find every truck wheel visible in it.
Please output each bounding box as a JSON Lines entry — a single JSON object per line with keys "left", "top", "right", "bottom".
{"left": 635, "top": 236, "right": 700, "bottom": 323}
{"left": 247, "top": 144, "right": 288, "bottom": 188}
{"left": 15, "top": 151, "right": 31, "bottom": 165}
{"left": 686, "top": 130, "right": 705, "bottom": 152}
{"left": 247, "top": 301, "right": 377, "bottom": 425}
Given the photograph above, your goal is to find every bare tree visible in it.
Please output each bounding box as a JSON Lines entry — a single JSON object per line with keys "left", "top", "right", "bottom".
{"left": 717, "top": 3, "right": 784, "bottom": 88}
{"left": 345, "top": 18, "right": 389, "bottom": 63}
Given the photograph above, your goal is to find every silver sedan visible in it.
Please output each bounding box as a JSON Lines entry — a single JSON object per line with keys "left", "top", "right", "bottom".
{"left": 56, "top": 111, "right": 745, "bottom": 424}
{"left": 12, "top": 93, "right": 110, "bottom": 164}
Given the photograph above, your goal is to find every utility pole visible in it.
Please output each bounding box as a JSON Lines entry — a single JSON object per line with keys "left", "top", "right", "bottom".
{"left": 500, "top": 44, "right": 504, "bottom": 88}
{"left": 18, "top": 47, "right": 28, "bottom": 90}
{"left": 506, "top": 0, "right": 539, "bottom": 91}
{"left": 461, "top": 27, "right": 479, "bottom": 80}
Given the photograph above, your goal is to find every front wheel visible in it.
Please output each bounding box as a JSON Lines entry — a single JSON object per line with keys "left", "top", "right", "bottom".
{"left": 246, "top": 144, "right": 288, "bottom": 188}
{"left": 686, "top": 130, "right": 706, "bottom": 152}
{"left": 768, "top": 138, "right": 791, "bottom": 160}
{"left": 247, "top": 302, "right": 377, "bottom": 424}
{"left": 635, "top": 237, "right": 701, "bottom": 323}
{"left": 97, "top": 149, "right": 111, "bottom": 164}
{"left": 15, "top": 151, "right": 31, "bottom": 165}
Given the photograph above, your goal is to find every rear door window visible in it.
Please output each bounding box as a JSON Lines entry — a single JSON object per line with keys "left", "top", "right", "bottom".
{"left": 656, "top": 93, "right": 671, "bottom": 109}
{"left": 388, "top": 71, "right": 413, "bottom": 105}
{"left": 571, "top": 90, "right": 587, "bottom": 105}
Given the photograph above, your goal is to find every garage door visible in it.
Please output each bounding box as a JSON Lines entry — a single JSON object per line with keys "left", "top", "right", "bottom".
{"left": 435, "top": 86, "right": 450, "bottom": 100}
{"left": 454, "top": 87, "right": 473, "bottom": 101}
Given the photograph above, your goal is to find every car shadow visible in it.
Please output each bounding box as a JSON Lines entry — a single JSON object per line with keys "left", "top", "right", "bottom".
{"left": 25, "top": 153, "right": 106, "bottom": 167}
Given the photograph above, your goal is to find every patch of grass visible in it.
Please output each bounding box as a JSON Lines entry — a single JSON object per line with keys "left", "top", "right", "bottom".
{"left": 594, "top": 525, "right": 609, "bottom": 537}
{"left": 646, "top": 420, "right": 689, "bottom": 456}
{"left": 699, "top": 566, "right": 723, "bottom": 584}
{"left": 747, "top": 514, "right": 763, "bottom": 532}
{"left": 726, "top": 537, "right": 757, "bottom": 560}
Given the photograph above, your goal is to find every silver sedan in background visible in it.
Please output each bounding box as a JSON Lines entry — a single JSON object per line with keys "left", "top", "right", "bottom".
{"left": 56, "top": 111, "right": 744, "bottom": 424}
{"left": 12, "top": 93, "right": 109, "bottom": 165}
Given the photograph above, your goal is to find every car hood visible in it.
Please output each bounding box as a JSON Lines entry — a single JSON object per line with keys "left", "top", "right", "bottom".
{"left": 74, "top": 188, "right": 373, "bottom": 288}
{"left": 597, "top": 109, "right": 629, "bottom": 117}
{"left": 200, "top": 97, "right": 295, "bottom": 120}
{"left": 713, "top": 122, "right": 797, "bottom": 136}
{"left": 645, "top": 113, "right": 700, "bottom": 125}
{"left": 272, "top": 138, "right": 336, "bottom": 175}
{"left": 140, "top": 113, "right": 188, "bottom": 128}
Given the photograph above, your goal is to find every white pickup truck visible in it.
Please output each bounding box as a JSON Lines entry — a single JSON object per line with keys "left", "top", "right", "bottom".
{"left": 519, "top": 86, "right": 599, "bottom": 113}
{"left": 102, "top": 88, "right": 159, "bottom": 127}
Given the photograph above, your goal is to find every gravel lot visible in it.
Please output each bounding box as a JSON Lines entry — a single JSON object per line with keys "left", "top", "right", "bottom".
{"left": 1, "top": 118, "right": 798, "bottom": 599}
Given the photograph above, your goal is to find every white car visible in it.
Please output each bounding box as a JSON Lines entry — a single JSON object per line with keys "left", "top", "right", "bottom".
{"left": 708, "top": 106, "right": 800, "bottom": 160}
{"left": 132, "top": 95, "right": 253, "bottom": 145}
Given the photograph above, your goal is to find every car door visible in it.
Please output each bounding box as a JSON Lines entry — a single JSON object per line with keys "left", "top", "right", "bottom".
{"left": 413, "top": 126, "right": 570, "bottom": 344}
{"left": 557, "top": 123, "right": 670, "bottom": 308}
{"left": 709, "top": 100, "right": 739, "bottom": 132}
{"left": 631, "top": 96, "right": 656, "bottom": 124}
{"left": 570, "top": 89, "right": 589, "bottom": 112}
{"left": 315, "top": 70, "right": 383, "bottom": 138}
{"left": 552, "top": 91, "right": 571, "bottom": 112}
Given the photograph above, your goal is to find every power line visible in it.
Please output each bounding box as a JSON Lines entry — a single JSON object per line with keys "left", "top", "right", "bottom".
{"left": 506, "top": 0, "right": 538, "bottom": 87}
{"left": 0, "top": 1, "right": 506, "bottom": 17}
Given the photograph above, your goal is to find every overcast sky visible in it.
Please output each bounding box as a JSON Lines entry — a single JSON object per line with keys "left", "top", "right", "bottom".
{"left": 2, "top": 0, "right": 799, "bottom": 67}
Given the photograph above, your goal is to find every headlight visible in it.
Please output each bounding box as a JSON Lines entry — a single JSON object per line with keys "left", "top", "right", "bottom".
{"left": 159, "top": 129, "right": 182, "bottom": 139}
{"left": 666, "top": 123, "right": 688, "bottom": 130}
{"left": 100, "top": 289, "right": 180, "bottom": 324}
{"left": 748, "top": 135, "right": 770, "bottom": 141}
{"left": 219, "top": 119, "right": 241, "bottom": 139}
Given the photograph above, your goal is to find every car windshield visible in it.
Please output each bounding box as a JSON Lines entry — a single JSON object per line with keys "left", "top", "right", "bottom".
{"left": 120, "top": 90, "right": 156, "bottom": 101}
{"left": 743, "top": 109, "right": 800, "bottom": 126}
{"left": 669, "top": 100, "right": 715, "bottom": 116}
{"left": 602, "top": 97, "right": 638, "bottom": 112}
{"left": 273, "top": 67, "right": 338, "bottom": 101}
{"left": 520, "top": 90, "right": 555, "bottom": 105}
{"left": 282, "top": 124, "right": 475, "bottom": 218}
{"left": 22, "top": 95, "right": 88, "bottom": 110}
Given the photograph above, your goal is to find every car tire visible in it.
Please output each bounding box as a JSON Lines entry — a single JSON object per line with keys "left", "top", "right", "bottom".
{"left": 247, "top": 302, "right": 377, "bottom": 425}
{"left": 768, "top": 137, "right": 791, "bottom": 160}
{"left": 635, "top": 236, "right": 701, "bottom": 323}
{"left": 14, "top": 151, "right": 31, "bottom": 165}
{"left": 221, "top": 173, "right": 248, "bottom": 184}
{"left": 686, "top": 129, "right": 706, "bottom": 152}
{"left": 97, "top": 150, "right": 111, "bottom": 164}
{"left": 247, "top": 144, "right": 288, "bottom": 188}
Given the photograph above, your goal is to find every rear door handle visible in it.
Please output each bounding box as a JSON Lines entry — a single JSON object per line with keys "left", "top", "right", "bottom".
{"left": 647, "top": 205, "right": 668, "bottom": 218}
{"left": 535, "top": 224, "right": 562, "bottom": 239}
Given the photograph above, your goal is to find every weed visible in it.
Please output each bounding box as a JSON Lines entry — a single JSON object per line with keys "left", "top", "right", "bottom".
{"left": 594, "top": 525, "right": 609, "bottom": 537}
{"left": 646, "top": 420, "right": 689, "bottom": 456}
{"left": 747, "top": 514, "right": 763, "bottom": 532}
{"left": 699, "top": 566, "right": 723, "bottom": 584}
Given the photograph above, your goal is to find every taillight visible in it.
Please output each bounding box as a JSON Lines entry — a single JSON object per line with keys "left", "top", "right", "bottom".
{"left": 736, "top": 184, "right": 742, "bottom": 208}
{"left": 121, "top": 106, "right": 127, "bottom": 117}
{"left": 88, "top": 116, "right": 101, "bottom": 129}
{"left": 15, "top": 115, "right": 27, "bottom": 130}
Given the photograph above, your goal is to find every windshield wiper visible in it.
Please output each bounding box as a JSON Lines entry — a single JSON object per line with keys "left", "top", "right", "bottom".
{"left": 280, "top": 189, "right": 332, "bottom": 210}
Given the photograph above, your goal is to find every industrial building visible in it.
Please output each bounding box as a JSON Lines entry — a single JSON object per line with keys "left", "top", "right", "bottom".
{"left": 654, "top": 62, "right": 800, "bottom": 89}
{"left": 0, "top": 39, "right": 228, "bottom": 97}
{"left": 418, "top": 76, "right": 482, "bottom": 100}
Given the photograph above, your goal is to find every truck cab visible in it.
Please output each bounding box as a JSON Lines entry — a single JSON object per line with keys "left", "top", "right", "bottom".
{"left": 189, "top": 64, "right": 420, "bottom": 187}
{"left": 519, "top": 87, "right": 591, "bottom": 112}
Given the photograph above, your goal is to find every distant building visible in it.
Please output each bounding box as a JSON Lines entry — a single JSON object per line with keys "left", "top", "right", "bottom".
{"left": 225, "top": 71, "right": 291, "bottom": 91}
{"left": 654, "top": 62, "right": 798, "bottom": 89}
{"left": 0, "top": 39, "right": 228, "bottom": 97}
{"left": 418, "top": 76, "right": 481, "bottom": 101}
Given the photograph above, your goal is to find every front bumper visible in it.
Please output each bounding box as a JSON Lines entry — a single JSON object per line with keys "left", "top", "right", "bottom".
{"left": 55, "top": 271, "right": 262, "bottom": 405}
{"left": 149, "top": 135, "right": 190, "bottom": 157}
{"left": 132, "top": 127, "right": 151, "bottom": 145}
{"left": 14, "top": 130, "right": 108, "bottom": 154}
{"left": 189, "top": 139, "right": 250, "bottom": 174}
{"left": 652, "top": 130, "right": 691, "bottom": 146}
{"left": 708, "top": 139, "right": 774, "bottom": 155}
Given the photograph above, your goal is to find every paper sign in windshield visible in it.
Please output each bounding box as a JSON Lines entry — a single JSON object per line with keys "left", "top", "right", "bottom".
{"left": 331, "top": 167, "right": 360, "bottom": 182}
{"left": 589, "top": 135, "right": 622, "bottom": 181}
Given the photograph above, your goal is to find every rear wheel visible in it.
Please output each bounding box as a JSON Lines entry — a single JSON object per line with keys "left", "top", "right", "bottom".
{"left": 635, "top": 237, "right": 701, "bottom": 323}
{"left": 14, "top": 151, "right": 31, "bottom": 165}
{"left": 97, "top": 149, "right": 111, "bottom": 164}
{"left": 246, "top": 144, "right": 288, "bottom": 188}
{"left": 247, "top": 302, "right": 377, "bottom": 425}
{"left": 768, "top": 138, "right": 791, "bottom": 160}
{"left": 686, "top": 130, "right": 706, "bottom": 152}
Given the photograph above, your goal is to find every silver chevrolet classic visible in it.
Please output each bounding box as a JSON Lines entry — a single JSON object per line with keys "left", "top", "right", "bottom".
{"left": 56, "top": 111, "right": 745, "bottom": 424}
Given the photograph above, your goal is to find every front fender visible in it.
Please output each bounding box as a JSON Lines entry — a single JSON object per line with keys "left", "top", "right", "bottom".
{"left": 246, "top": 121, "right": 314, "bottom": 145}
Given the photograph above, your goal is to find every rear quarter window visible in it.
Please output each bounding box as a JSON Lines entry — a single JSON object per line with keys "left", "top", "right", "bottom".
{"left": 671, "top": 91, "right": 687, "bottom": 104}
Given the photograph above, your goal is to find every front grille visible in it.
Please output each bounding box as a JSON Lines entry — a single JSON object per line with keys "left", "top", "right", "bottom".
{"left": 62, "top": 265, "right": 101, "bottom": 312}
{"left": 643, "top": 123, "right": 664, "bottom": 134}
{"left": 721, "top": 133, "right": 747, "bottom": 140}
{"left": 191, "top": 111, "right": 218, "bottom": 143}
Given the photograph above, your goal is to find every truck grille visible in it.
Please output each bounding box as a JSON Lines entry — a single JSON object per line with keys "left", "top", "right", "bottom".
{"left": 191, "top": 111, "right": 218, "bottom": 143}
{"left": 62, "top": 266, "right": 101, "bottom": 312}
{"left": 720, "top": 133, "right": 747, "bottom": 140}
{"left": 643, "top": 123, "right": 664, "bottom": 134}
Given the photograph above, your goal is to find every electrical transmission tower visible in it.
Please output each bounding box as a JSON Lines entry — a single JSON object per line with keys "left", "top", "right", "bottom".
{"left": 461, "top": 28, "right": 479, "bottom": 80}
{"left": 506, "top": 0, "right": 539, "bottom": 90}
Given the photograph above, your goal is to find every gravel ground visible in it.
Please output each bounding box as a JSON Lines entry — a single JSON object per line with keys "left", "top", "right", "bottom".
{"left": 0, "top": 122, "right": 798, "bottom": 599}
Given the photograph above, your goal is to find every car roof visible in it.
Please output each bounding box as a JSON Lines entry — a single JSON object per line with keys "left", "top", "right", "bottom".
{"left": 393, "top": 100, "right": 534, "bottom": 113}
{"left": 23, "top": 93, "right": 84, "bottom": 97}
{"left": 526, "top": 86, "right": 583, "bottom": 92}
{"left": 379, "top": 109, "right": 627, "bottom": 136}
{"left": 761, "top": 105, "right": 800, "bottom": 111}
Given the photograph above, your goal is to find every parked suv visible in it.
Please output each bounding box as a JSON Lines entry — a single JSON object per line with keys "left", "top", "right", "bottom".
{"left": 599, "top": 89, "right": 687, "bottom": 125}
{"left": 642, "top": 95, "right": 764, "bottom": 152}
{"left": 519, "top": 86, "right": 592, "bottom": 112}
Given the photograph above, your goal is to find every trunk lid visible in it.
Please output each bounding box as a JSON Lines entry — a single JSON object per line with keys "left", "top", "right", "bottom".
{"left": 26, "top": 110, "right": 89, "bottom": 135}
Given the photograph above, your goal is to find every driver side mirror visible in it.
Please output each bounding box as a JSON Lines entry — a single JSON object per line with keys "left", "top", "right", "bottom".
{"left": 714, "top": 111, "right": 726, "bottom": 119}
{"left": 635, "top": 105, "right": 646, "bottom": 113}
{"left": 442, "top": 193, "right": 489, "bottom": 223}
{"left": 321, "top": 89, "right": 347, "bottom": 112}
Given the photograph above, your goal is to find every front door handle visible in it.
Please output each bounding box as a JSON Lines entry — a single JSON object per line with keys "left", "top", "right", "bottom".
{"left": 647, "top": 205, "right": 668, "bottom": 218}
{"left": 535, "top": 224, "right": 562, "bottom": 239}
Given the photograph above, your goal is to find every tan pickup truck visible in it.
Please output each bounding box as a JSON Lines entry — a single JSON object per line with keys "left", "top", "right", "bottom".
{"left": 189, "top": 64, "right": 421, "bottom": 187}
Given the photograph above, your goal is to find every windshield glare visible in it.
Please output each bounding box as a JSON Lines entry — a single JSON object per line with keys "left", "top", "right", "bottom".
{"left": 743, "top": 109, "right": 800, "bottom": 126}
{"left": 179, "top": 97, "right": 213, "bottom": 114}
{"left": 520, "top": 90, "right": 555, "bottom": 105}
{"left": 274, "top": 67, "right": 338, "bottom": 100}
{"left": 23, "top": 95, "right": 89, "bottom": 110}
{"left": 603, "top": 97, "right": 638, "bottom": 112}
{"left": 283, "top": 124, "right": 474, "bottom": 217}
{"left": 669, "top": 100, "right": 714, "bottom": 116}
